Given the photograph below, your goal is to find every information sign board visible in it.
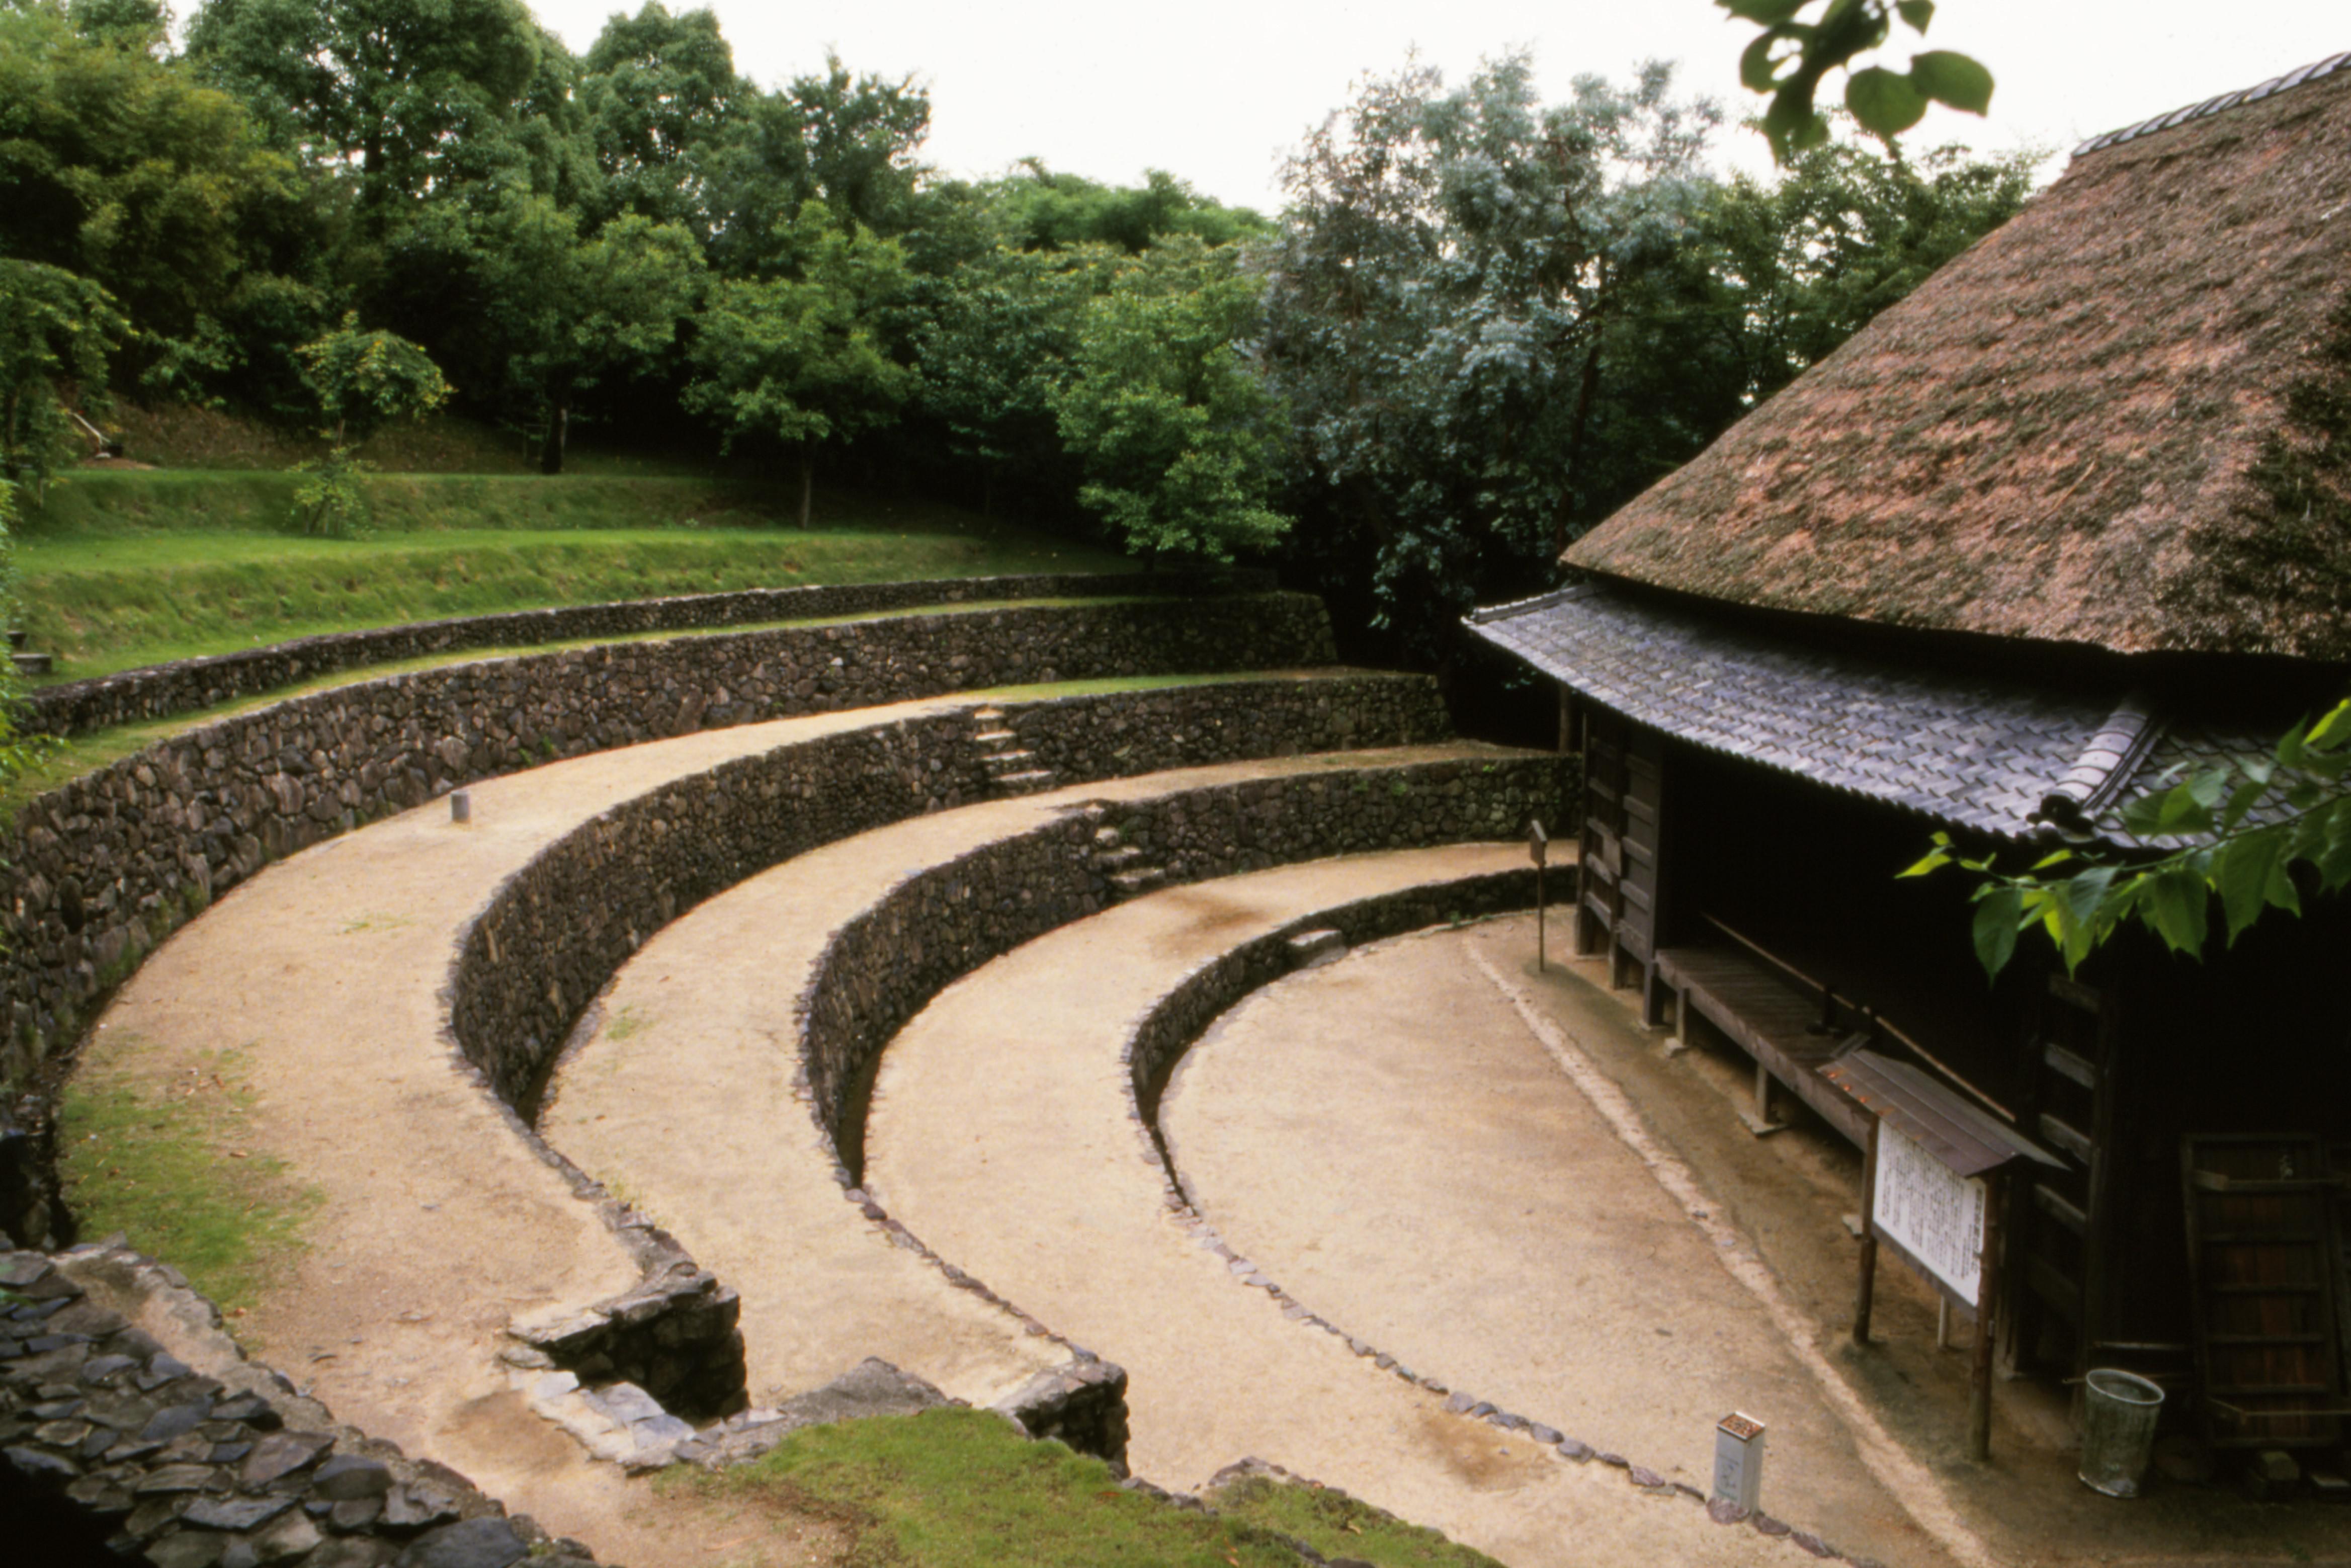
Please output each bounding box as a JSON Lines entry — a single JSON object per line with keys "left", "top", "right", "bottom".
{"left": 1872, "top": 1120, "right": 1988, "bottom": 1307}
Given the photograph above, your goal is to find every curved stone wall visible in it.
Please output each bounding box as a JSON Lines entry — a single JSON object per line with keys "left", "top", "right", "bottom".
{"left": 2, "top": 591, "right": 1333, "bottom": 1104}
{"left": 28, "top": 568, "right": 1272, "bottom": 738}
{"left": 447, "top": 676, "right": 1450, "bottom": 1118}
{"left": 798, "top": 755, "right": 1572, "bottom": 1165}
{"left": 439, "top": 676, "right": 1452, "bottom": 1419}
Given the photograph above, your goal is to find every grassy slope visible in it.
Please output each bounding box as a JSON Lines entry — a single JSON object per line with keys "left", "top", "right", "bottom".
{"left": 675, "top": 1408, "right": 1504, "bottom": 1568}
{"left": 20, "top": 474, "right": 1129, "bottom": 681}
{"left": 57, "top": 1044, "right": 319, "bottom": 1329}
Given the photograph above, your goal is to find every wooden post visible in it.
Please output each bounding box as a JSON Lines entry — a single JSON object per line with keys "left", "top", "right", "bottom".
{"left": 1854, "top": 1118, "right": 1880, "bottom": 1345}
{"left": 1967, "top": 1171, "right": 2005, "bottom": 1461}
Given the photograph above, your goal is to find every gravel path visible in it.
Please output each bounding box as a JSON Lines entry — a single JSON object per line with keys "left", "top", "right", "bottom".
{"left": 1162, "top": 918, "right": 1978, "bottom": 1568}
{"left": 544, "top": 747, "right": 1511, "bottom": 1415}
{"left": 864, "top": 858, "right": 1895, "bottom": 1568}
{"left": 78, "top": 694, "right": 981, "bottom": 1567}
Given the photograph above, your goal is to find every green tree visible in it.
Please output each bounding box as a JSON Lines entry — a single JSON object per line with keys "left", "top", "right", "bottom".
{"left": 987, "top": 162, "right": 1272, "bottom": 255}
{"left": 700, "top": 55, "right": 932, "bottom": 275}
{"left": 683, "top": 201, "right": 915, "bottom": 525}
{"left": 1053, "top": 237, "right": 1289, "bottom": 563}
{"left": 288, "top": 313, "right": 449, "bottom": 533}
{"left": 1720, "top": 0, "right": 1994, "bottom": 161}
{"left": 913, "top": 238, "right": 1118, "bottom": 513}
{"left": 1261, "top": 56, "right": 1735, "bottom": 665}
{"left": 1701, "top": 126, "right": 2039, "bottom": 407}
{"left": 0, "top": 258, "right": 126, "bottom": 500}
{"left": 0, "top": 2, "right": 312, "bottom": 397}
{"left": 474, "top": 196, "right": 703, "bottom": 472}
{"left": 185, "top": 0, "right": 550, "bottom": 218}
{"left": 579, "top": 1, "right": 745, "bottom": 232}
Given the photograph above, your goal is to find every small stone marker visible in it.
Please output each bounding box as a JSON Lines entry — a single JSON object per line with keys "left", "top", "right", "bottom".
{"left": 451, "top": 789, "right": 472, "bottom": 824}
{"left": 1713, "top": 1411, "right": 1766, "bottom": 1513}
{"left": 1528, "top": 820, "right": 1549, "bottom": 970}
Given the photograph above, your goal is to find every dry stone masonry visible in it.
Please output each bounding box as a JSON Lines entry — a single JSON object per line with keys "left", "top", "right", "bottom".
{"left": 27, "top": 570, "right": 1273, "bottom": 739}
{"left": 797, "top": 753, "right": 1572, "bottom": 1157}
{"left": 443, "top": 675, "right": 1449, "bottom": 1431}
{"left": 1, "top": 1242, "right": 601, "bottom": 1568}
{"left": 1, "top": 589, "right": 1335, "bottom": 1136}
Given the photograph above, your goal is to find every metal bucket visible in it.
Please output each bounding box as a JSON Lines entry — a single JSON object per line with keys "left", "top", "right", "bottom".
{"left": 2078, "top": 1368, "right": 2165, "bottom": 1498}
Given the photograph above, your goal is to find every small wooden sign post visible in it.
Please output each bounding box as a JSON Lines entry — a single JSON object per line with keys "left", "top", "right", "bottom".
{"left": 1827, "top": 1050, "right": 2058, "bottom": 1463}
{"left": 1528, "top": 820, "right": 1549, "bottom": 970}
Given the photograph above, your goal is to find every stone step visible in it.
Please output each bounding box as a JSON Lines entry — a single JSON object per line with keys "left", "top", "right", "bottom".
{"left": 970, "top": 706, "right": 1004, "bottom": 723}
{"left": 995, "top": 770, "right": 1057, "bottom": 795}
{"left": 11, "top": 651, "right": 51, "bottom": 676}
{"left": 1109, "top": 867, "right": 1166, "bottom": 897}
{"left": 1094, "top": 845, "right": 1149, "bottom": 872}
{"left": 1287, "top": 929, "right": 1348, "bottom": 969}
{"left": 1093, "top": 826, "right": 1124, "bottom": 848}
{"left": 980, "top": 750, "right": 1038, "bottom": 777}
{"left": 972, "top": 729, "right": 1019, "bottom": 748}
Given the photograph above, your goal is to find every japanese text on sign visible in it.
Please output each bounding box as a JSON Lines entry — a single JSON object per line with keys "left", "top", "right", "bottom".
{"left": 1873, "top": 1122, "right": 1987, "bottom": 1306}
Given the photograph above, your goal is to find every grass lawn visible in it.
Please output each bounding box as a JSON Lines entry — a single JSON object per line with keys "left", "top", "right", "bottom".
{"left": 670, "top": 1407, "right": 1503, "bottom": 1567}
{"left": 18, "top": 475, "right": 1130, "bottom": 681}
{"left": 56, "top": 1043, "right": 319, "bottom": 1331}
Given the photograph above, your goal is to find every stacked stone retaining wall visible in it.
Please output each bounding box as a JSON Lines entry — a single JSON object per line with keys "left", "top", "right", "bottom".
{"left": 446, "top": 675, "right": 1444, "bottom": 1118}
{"left": 28, "top": 569, "right": 1273, "bottom": 738}
{"left": 2, "top": 1242, "right": 603, "bottom": 1568}
{"left": 1, "top": 591, "right": 1335, "bottom": 1109}
{"left": 799, "top": 753, "right": 1574, "bottom": 1165}
{"left": 440, "top": 675, "right": 1447, "bottom": 1421}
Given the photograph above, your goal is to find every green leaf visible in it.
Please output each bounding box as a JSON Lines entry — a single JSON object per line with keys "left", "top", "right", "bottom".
{"left": 2221, "top": 778, "right": 2271, "bottom": 832}
{"left": 1895, "top": 0, "right": 1936, "bottom": 29}
{"left": 1742, "top": 30, "right": 1794, "bottom": 92}
{"left": 2119, "top": 789, "right": 2173, "bottom": 840}
{"left": 1973, "top": 886, "right": 2024, "bottom": 982}
{"left": 1846, "top": 67, "right": 1929, "bottom": 136}
{"left": 2053, "top": 866, "right": 2118, "bottom": 971}
{"left": 1718, "top": 0, "right": 1811, "bottom": 21}
{"left": 2307, "top": 699, "right": 2351, "bottom": 753}
{"left": 2214, "top": 829, "right": 2288, "bottom": 942}
{"left": 2140, "top": 868, "right": 2210, "bottom": 957}
{"left": 1909, "top": 50, "right": 1994, "bottom": 115}
{"left": 1898, "top": 849, "right": 1952, "bottom": 878}
{"left": 2030, "top": 849, "right": 2076, "bottom": 871}
{"left": 2311, "top": 798, "right": 2351, "bottom": 890}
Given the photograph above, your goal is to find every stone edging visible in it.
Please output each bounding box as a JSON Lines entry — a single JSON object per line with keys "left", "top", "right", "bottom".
{"left": 440, "top": 677, "right": 1455, "bottom": 1445}
{"left": 1122, "top": 916, "right": 1890, "bottom": 1568}
{"left": 2, "top": 1241, "right": 602, "bottom": 1567}
{"left": 26, "top": 568, "right": 1274, "bottom": 739}
{"left": 1, "top": 590, "right": 1336, "bottom": 1242}
{"left": 789, "top": 753, "right": 1572, "bottom": 1472}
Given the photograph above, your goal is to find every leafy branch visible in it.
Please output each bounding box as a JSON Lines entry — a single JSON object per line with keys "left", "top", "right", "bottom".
{"left": 1904, "top": 698, "right": 2351, "bottom": 979}
{"left": 1720, "top": 0, "right": 1994, "bottom": 162}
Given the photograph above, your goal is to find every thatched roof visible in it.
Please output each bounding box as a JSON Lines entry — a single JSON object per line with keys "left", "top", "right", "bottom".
{"left": 1565, "top": 53, "right": 2351, "bottom": 660}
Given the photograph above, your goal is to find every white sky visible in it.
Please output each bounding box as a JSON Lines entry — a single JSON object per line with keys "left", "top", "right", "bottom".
{"left": 528, "top": 1, "right": 2349, "bottom": 211}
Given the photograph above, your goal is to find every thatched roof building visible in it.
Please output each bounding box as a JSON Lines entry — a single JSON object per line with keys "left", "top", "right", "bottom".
{"left": 1474, "top": 55, "right": 2351, "bottom": 846}
{"left": 1565, "top": 51, "right": 2351, "bottom": 662}
{"left": 1467, "top": 54, "right": 2351, "bottom": 1461}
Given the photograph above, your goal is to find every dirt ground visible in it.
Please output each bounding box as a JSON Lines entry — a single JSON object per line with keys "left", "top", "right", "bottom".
{"left": 74, "top": 697, "right": 987, "bottom": 1568}
{"left": 1429, "top": 921, "right": 2351, "bottom": 1568}
{"left": 864, "top": 854, "right": 1892, "bottom": 1568}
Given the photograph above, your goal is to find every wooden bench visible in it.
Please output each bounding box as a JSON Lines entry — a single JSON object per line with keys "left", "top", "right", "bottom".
{"left": 1654, "top": 944, "right": 1874, "bottom": 1148}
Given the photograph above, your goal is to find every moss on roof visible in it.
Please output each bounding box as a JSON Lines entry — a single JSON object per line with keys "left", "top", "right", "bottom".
{"left": 1565, "top": 59, "right": 2351, "bottom": 659}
